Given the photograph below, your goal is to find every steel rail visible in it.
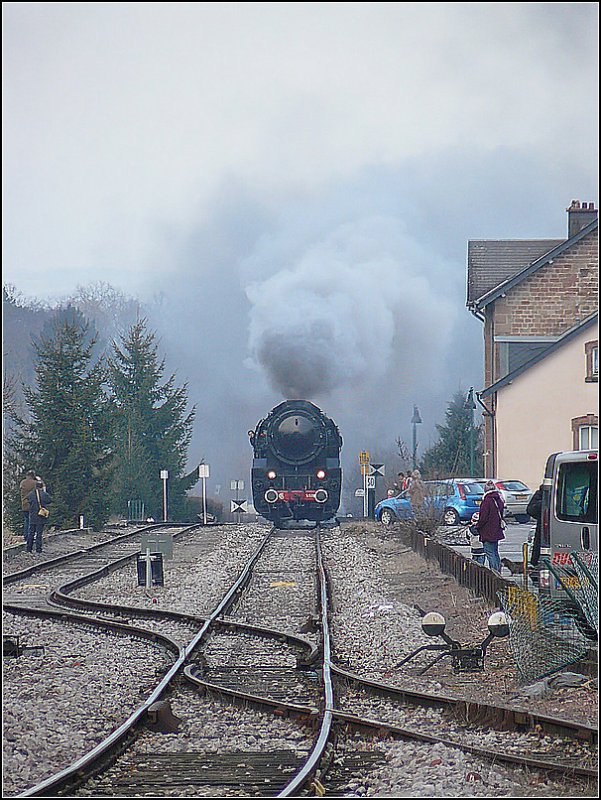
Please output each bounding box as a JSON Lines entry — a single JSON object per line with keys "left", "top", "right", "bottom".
{"left": 3, "top": 601, "right": 182, "bottom": 657}
{"left": 331, "top": 710, "right": 597, "bottom": 779}
{"left": 181, "top": 668, "right": 596, "bottom": 781}
{"left": 276, "top": 531, "right": 335, "bottom": 798}
{"left": 49, "top": 581, "right": 320, "bottom": 664}
{"left": 3, "top": 523, "right": 197, "bottom": 586}
{"left": 331, "top": 663, "right": 598, "bottom": 744}
{"left": 184, "top": 664, "right": 320, "bottom": 718}
{"left": 14, "top": 526, "right": 275, "bottom": 798}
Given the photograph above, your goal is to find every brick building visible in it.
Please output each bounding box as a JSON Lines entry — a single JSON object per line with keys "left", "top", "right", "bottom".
{"left": 467, "top": 201, "right": 598, "bottom": 488}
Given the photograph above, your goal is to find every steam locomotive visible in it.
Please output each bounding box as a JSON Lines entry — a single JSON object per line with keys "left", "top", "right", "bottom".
{"left": 249, "top": 400, "right": 343, "bottom": 526}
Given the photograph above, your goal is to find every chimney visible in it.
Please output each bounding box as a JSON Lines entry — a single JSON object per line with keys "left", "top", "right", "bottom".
{"left": 567, "top": 200, "right": 598, "bottom": 238}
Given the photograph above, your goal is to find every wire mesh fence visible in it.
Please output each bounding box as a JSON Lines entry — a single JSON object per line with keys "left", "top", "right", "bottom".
{"left": 498, "top": 550, "right": 598, "bottom": 684}
{"left": 569, "top": 551, "right": 598, "bottom": 637}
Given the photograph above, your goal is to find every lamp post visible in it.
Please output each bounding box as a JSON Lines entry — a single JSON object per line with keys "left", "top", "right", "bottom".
{"left": 466, "top": 387, "right": 477, "bottom": 476}
{"left": 160, "top": 470, "right": 169, "bottom": 522}
{"left": 411, "top": 405, "right": 422, "bottom": 471}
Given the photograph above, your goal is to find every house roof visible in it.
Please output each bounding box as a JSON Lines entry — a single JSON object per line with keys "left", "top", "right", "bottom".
{"left": 467, "top": 217, "right": 599, "bottom": 310}
{"left": 467, "top": 239, "right": 563, "bottom": 306}
{"left": 480, "top": 312, "right": 598, "bottom": 398}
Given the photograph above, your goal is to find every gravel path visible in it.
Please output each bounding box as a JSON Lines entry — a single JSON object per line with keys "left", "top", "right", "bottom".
{"left": 333, "top": 733, "right": 593, "bottom": 797}
{"left": 71, "top": 523, "right": 268, "bottom": 615}
{"left": 322, "top": 523, "right": 598, "bottom": 721}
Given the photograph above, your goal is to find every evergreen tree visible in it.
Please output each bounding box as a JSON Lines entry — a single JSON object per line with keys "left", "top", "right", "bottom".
{"left": 3, "top": 373, "right": 27, "bottom": 535}
{"left": 420, "top": 391, "right": 483, "bottom": 478}
{"left": 14, "top": 307, "right": 113, "bottom": 530}
{"left": 108, "top": 319, "right": 196, "bottom": 520}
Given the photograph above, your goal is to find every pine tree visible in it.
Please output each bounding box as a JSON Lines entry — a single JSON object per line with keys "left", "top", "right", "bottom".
{"left": 108, "top": 319, "right": 196, "bottom": 520}
{"left": 420, "top": 391, "right": 483, "bottom": 478}
{"left": 15, "top": 307, "right": 114, "bottom": 530}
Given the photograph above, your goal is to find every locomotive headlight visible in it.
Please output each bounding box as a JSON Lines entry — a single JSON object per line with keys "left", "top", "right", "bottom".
{"left": 267, "top": 470, "right": 277, "bottom": 481}
{"left": 314, "top": 488, "right": 328, "bottom": 503}
{"left": 316, "top": 469, "right": 326, "bottom": 480}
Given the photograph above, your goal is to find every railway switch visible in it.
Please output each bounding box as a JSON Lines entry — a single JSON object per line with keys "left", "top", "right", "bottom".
{"left": 394, "top": 611, "right": 510, "bottom": 674}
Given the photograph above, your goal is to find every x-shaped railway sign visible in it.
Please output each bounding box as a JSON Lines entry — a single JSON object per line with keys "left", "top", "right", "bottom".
{"left": 368, "top": 463, "right": 385, "bottom": 477}
{"left": 230, "top": 499, "right": 248, "bottom": 513}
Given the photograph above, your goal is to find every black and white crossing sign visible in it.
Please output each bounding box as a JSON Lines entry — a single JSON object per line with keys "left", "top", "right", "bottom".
{"left": 230, "top": 499, "right": 248, "bottom": 513}
{"left": 369, "top": 463, "right": 385, "bottom": 477}
{"left": 366, "top": 475, "right": 376, "bottom": 489}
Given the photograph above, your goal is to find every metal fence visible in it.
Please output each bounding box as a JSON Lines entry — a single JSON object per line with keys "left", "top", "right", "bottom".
{"left": 398, "top": 526, "right": 597, "bottom": 683}
{"left": 499, "top": 585, "right": 590, "bottom": 683}
{"left": 401, "top": 526, "right": 514, "bottom": 606}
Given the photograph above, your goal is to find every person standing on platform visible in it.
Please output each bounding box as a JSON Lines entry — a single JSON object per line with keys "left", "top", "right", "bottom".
{"left": 408, "top": 469, "right": 426, "bottom": 515}
{"left": 466, "top": 512, "right": 486, "bottom": 565}
{"left": 476, "top": 479, "right": 506, "bottom": 573}
{"left": 19, "top": 470, "right": 37, "bottom": 541}
{"left": 526, "top": 483, "right": 544, "bottom": 574}
{"left": 26, "top": 480, "right": 52, "bottom": 554}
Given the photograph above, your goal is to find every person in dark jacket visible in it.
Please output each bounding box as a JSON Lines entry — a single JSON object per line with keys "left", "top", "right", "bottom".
{"left": 475, "top": 479, "right": 506, "bottom": 573}
{"left": 19, "top": 470, "right": 37, "bottom": 540}
{"left": 526, "top": 485, "right": 544, "bottom": 568}
{"left": 26, "top": 480, "right": 52, "bottom": 553}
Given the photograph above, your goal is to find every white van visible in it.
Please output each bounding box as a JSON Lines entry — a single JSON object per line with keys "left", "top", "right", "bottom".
{"left": 539, "top": 449, "right": 598, "bottom": 594}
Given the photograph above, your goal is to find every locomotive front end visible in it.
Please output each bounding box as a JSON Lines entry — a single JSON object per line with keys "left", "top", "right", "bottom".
{"left": 250, "top": 400, "right": 342, "bottom": 526}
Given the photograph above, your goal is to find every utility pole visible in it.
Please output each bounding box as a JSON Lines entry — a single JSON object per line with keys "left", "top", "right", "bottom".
{"left": 411, "top": 405, "right": 422, "bottom": 471}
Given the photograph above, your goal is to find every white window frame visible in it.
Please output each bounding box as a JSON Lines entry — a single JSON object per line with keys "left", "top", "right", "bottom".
{"left": 578, "top": 425, "right": 599, "bottom": 451}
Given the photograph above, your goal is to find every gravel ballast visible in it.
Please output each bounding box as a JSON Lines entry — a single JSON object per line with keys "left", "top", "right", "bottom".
{"left": 2, "top": 520, "right": 597, "bottom": 797}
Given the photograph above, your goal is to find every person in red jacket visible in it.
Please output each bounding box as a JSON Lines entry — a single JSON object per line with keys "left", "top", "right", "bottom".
{"left": 475, "top": 479, "right": 506, "bottom": 573}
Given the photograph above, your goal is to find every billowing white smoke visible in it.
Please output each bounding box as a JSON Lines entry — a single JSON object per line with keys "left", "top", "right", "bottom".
{"left": 244, "top": 216, "right": 457, "bottom": 400}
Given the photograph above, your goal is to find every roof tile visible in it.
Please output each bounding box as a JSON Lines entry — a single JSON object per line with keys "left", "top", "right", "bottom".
{"left": 467, "top": 239, "right": 563, "bottom": 305}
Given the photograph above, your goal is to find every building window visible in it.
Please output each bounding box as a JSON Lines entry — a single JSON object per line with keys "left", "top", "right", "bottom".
{"left": 579, "top": 426, "right": 598, "bottom": 450}
{"left": 495, "top": 337, "right": 556, "bottom": 379}
{"left": 585, "top": 340, "right": 598, "bottom": 382}
{"left": 572, "top": 415, "right": 599, "bottom": 450}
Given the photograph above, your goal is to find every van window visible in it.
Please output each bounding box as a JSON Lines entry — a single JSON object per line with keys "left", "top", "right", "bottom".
{"left": 556, "top": 461, "right": 598, "bottom": 523}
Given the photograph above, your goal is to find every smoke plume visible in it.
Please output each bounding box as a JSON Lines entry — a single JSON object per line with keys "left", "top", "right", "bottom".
{"left": 244, "top": 216, "right": 456, "bottom": 400}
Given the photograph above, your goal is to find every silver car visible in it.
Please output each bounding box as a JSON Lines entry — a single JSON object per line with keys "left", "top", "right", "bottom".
{"left": 475, "top": 477, "right": 534, "bottom": 521}
{"left": 494, "top": 479, "right": 533, "bottom": 521}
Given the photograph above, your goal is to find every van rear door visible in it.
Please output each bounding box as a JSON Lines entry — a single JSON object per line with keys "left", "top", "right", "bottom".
{"left": 553, "top": 453, "right": 598, "bottom": 552}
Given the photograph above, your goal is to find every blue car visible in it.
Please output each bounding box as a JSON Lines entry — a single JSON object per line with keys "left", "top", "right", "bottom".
{"left": 375, "top": 479, "right": 486, "bottom": 526}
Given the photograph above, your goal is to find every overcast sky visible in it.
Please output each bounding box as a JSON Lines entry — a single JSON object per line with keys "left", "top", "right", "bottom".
{"left": 3, "top": 2, "right": 599, "bottom": 496}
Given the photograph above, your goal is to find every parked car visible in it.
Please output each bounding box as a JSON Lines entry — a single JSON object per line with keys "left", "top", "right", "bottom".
{"left": 374, "top": 490, "right": 412, "bottom": 525}
{"left": 375, "top": 479, "right": 486, "bottom": 526}
{"left": 494, "top": 479, "right": 533, "bottom": 522}
{"left": 472, "top": 477, "right": 533, "bottom": 522}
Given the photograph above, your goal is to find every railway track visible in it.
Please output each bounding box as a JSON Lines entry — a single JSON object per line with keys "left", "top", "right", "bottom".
{"left": 5, "top": 524, "right": 332, "bottom": 797}
{"left": 3, "top": 522, "right": 597, "bottom": 796}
